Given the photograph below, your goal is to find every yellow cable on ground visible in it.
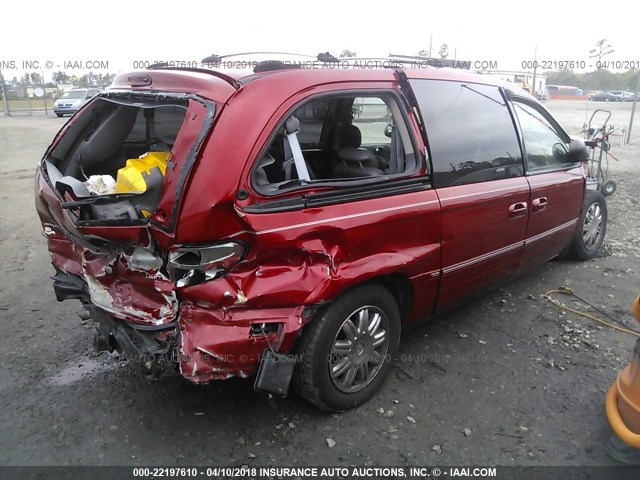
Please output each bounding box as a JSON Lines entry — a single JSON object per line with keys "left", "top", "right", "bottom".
{"left": 544, "top": 287, "right": 640, "bottom": 337}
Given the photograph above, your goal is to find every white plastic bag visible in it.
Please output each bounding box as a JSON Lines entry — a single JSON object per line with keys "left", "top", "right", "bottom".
{"left": 84, "top": 175, "right": 116, "bottom": 195}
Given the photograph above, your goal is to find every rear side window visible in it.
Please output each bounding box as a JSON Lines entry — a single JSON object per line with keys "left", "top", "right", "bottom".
{"left": 411, "top": 80, "right": 524, "bottom": 188}
{"left": 252, "top": 92, "right": 418, "bottom": 194}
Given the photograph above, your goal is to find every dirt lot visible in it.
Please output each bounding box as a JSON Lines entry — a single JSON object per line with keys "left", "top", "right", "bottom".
{"left": 0, "top": 100, "right": 639, "bottom": 467}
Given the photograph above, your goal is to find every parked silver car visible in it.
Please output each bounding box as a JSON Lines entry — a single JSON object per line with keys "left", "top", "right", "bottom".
{"left": 609, "top": 91, "right": 635, "bottom": 102}
{"left": 53, "top": 88, "right": 101, "bottom": 117}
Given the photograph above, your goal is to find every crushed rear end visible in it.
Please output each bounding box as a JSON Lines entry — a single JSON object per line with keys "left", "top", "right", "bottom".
{"left": 35, "top": 70, "right": 330, "bottom": 388}
{"left": 34, "top": 75, "right": 227, "bottom": 380}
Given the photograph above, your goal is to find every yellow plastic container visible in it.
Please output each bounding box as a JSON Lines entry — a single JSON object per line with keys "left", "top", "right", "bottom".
{"left": 115, "top": 152, "right": 170, "bottom": 194}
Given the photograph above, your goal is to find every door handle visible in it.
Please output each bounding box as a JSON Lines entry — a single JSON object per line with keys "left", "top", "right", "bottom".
{"left": 531, "top": 197, "right": 548, "bottom": 212}
{"left": 509, "top": 202, "right": 528, "bottom": 218}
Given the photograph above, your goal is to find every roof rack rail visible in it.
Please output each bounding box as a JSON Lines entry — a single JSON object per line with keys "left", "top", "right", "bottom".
{"left": 253, "top": 60, "right": 303, "bottom": 73}
{"left": 388, "top": 54, "right": 472, "bottom": 69}
{"left": 201, "top": 51, "right": 340, "bottom": 64}
{"left": 146, "top": 65, "right": 241, "bottom": 90}
{"left": 337, "top": 56, "right": 436, "bottom": 66}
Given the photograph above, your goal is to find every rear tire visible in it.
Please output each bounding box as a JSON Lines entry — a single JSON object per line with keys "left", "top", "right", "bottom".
{"left": 56, "top": 113, "right": 63, "bottom": 118}
{"left": 294, "top": 284, "right": 401, "bottom": 411}
{"left": 568, "top": 189, "right": 607, "bottom": 260}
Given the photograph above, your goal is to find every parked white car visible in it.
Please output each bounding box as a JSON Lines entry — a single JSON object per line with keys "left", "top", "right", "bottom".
{"left": 53, "top": 88, "right": 101, "bottom": 117}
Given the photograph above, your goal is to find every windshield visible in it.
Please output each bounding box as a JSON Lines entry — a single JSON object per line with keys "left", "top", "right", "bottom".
{"left": 62, "top": 90, "right": 86, "bottom": 99}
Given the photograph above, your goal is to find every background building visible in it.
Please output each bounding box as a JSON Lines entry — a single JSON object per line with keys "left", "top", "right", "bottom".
{"left": 481, "top": 70, "right": 547, "bottom": 99}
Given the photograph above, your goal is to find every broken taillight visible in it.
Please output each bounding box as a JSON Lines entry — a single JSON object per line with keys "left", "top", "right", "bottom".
{"left": 167, "top": 242, "right": 246, "bottom": 287}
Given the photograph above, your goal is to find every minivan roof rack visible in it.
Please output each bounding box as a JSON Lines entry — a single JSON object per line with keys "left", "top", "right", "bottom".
{"left": 203, "top": 54, "right": 433, "bottom": 70}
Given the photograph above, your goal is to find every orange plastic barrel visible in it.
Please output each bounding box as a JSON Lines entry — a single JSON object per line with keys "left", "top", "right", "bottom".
{"left": 605, "top": 295, "right": 640, "bottom": 448}
{"left": 633, "top": 295, "right": 640, "bottom": 323}
{"left": 616, "top": 344, "right": 640, "bottom": 436}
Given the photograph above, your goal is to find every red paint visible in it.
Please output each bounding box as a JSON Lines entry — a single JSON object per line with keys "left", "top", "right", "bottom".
{"left": 435, "top": 177, "right": 530, "bottom": 311}
{"left": 518, "top": 168, "right": 585, "bottom": 272}
{"left": 178, "top": 303, "right": 304, "bottom": 381}
{"left": 34, "top": 66, "right": 587, "bottom": 383}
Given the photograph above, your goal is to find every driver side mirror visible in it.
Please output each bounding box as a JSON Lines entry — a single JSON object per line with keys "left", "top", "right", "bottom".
{"left": 566, "top": 138, "right": 590, "bottom": 163}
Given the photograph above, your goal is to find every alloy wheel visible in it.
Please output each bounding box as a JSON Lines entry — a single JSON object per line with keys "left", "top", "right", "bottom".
{"left": 582, "top": 202, "right": 603, "bottom": 249}
{"left": 329, "top": 306, "right": 390, "bottom": 393}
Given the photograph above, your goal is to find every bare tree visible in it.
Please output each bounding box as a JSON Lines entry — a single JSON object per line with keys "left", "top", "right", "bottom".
{"left": 418, "top": 49, "right": 430, "bottom": 57}
{"left": 589, "top": 39, "right": 614, "bottom": 65}
{"left": 439, "top": 44, "right": 449, "bottom": 59}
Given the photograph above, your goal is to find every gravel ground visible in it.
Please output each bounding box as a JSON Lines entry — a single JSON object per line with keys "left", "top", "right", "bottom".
{"left": 0, "top": 100, "right": 639, "bottom": 467}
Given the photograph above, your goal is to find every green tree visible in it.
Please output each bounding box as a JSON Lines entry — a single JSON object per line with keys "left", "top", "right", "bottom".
{"left": 77, "top": 75, "right": 89, "bottom": 88}
{"left": 620, "top": 69, "right": 639, "bottom": 90}
{"left": 584, "top": 68, "right": 616, "bottom": 90}
{"left": 339, "top": 49, "right": 357, "bottom": 58}
{"left": 418, "top": 49, "right": 430, "bottom": 57}
{"left": 546, "top": 69, "right": 579, "bottom": 87}
{"left": 30, "top": 72, "right": 42, "bottom": 85}
{"left": 546, "top": 67, "right": 636, "bottom": 91}
{"left": 52, "top": 71, "right": 71, "bottom": 84}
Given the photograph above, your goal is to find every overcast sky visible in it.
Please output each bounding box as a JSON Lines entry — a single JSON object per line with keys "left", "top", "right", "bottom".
{"left": 1, "top": 0, "right": 638, "bottom": 80}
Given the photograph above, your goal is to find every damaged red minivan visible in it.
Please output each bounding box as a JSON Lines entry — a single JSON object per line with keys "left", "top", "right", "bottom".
{"left": 34, "top": 58, "right": 607, "bottom": 410}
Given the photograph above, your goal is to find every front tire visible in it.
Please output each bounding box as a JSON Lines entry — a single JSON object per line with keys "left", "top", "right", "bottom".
{"left": 294, "top": 284, "right": 401, "bottom": 411}
{"left": 569, "top": 189, "right": 608, "bottom": 260}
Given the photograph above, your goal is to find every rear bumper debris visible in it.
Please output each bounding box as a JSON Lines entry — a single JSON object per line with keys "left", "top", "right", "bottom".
{"left": 50, "top": 268, "right": 309, "bottom": 382}
{"left": 177, "top": 303, "right": 306, "bottom": 382}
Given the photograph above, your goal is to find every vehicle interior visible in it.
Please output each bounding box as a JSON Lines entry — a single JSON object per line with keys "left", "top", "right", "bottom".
{"left": 44, "top": 96, "right": 189, "bottom": 221}
{"left": 49, "top": 98, "right": 187, "bottom": 179}
{"left": 252, "top": 94, "right": 418, "bottom": 193}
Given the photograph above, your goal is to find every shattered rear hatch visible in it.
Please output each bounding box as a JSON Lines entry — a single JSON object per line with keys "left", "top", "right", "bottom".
{"left": 35, "top": 91, "right": 216, "bottom": 326}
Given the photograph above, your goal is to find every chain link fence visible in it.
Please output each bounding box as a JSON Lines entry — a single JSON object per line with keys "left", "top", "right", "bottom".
{"left": 0, "top": 77, "right": 58, "bottom": 116}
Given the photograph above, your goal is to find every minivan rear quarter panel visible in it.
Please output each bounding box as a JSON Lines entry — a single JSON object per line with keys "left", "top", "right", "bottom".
{"left": 177, "top": 78, "right": 443, "bottom": 323}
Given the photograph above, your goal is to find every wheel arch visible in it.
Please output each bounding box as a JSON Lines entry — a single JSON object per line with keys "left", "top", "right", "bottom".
{"left": 304, "top": 272, "right": 414, "bottom": 329}
{"left": 369, "top": 273, "right": 413, "bottom": 326}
